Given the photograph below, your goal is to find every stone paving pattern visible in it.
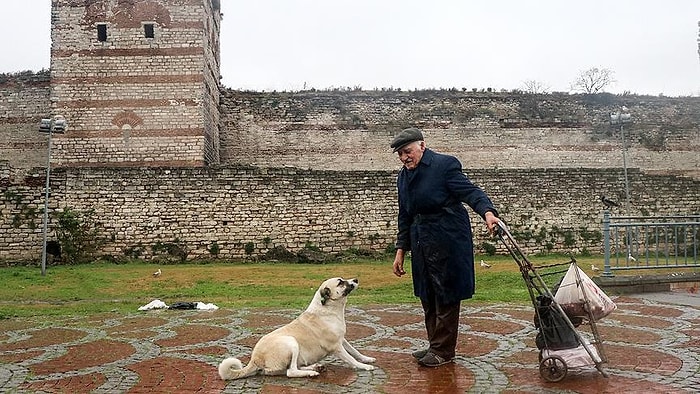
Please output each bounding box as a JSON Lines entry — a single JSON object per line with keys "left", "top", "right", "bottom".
{"left": 1, "top": 295, "right": 698, "bottom": 393}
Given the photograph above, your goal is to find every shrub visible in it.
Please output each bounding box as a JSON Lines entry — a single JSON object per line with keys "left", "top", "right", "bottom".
{"left": 563, "top": 231, "right": 576, "bottom": 247}
{"left": 481, "top": 242, "right": 497, "bottom": 256}
{"left": 208, "top": 241, "right": 220, "bottom": 256}
{"left": 123, "top": 243, "right": 145, "bottom": 260}
{"left": 244, "top": 242, "right": 255, "bottom": 255}
{"left": 151, "top": 239, "right": 188, "bottom": 262}
{"left": 54, "top": 208, "right": 105, "bottom": 264}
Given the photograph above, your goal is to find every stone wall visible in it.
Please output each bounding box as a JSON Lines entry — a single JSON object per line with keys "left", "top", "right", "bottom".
{"left": 1, "top": 165, "right": 698, "bottom": 263}
{"left": 220, "top": 90, "right": 700, "bottom": 177}
{"left": 4, "top": 76, "right": 699, "bottom": 179}
{"left": 2, "top": 83, "right": 700, "bottom": 263}
{"left": 0, "top": 71, "right": 51, "bottom": 177}
{"left": 202, "top": 0, "right": 221, "bottom": 164}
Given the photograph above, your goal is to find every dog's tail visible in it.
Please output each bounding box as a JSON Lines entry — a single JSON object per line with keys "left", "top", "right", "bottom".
{"left": 218, "top": 357, "right": 259, "bottom": 380}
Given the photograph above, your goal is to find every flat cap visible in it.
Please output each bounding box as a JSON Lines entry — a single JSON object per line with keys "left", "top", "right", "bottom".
{"left": 390, "top": 127, "right": 424, "bottom": 152}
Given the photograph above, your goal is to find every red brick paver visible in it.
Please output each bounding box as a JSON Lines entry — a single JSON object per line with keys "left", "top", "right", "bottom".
{"left": 1, "top": 296, "right": 698, "bottom": 393}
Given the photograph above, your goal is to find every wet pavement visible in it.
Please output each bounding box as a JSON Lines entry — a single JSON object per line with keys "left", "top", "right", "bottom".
{"left": 1, "top": 292, "right": 698, "bottom": 393}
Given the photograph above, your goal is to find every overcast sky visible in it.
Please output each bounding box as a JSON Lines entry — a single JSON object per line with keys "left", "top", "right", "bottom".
{"left": 2, "top": 1, "right": 699, "bottom": 96}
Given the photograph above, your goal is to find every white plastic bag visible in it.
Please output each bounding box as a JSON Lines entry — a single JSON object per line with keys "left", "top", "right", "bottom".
{"left": 138, "top": 299, "right": 168, "bottom": 311}
{"left": 554, "top": 263, "right": 616, "bottom": 321}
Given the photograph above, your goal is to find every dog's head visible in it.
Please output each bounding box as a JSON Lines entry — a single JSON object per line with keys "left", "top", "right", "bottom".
{"left": 318, "top": 277, "right": 358, "bottom": 306}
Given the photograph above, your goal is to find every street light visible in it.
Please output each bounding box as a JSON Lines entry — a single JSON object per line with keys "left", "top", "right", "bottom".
{"left": 610, "top": 107, "right": 633, "bottom": 261}
{"left": 609, "top": 107, "right": 632, "bottom": 214}
{"left": 38, "top": 115, "right": 66, "bottom": 276}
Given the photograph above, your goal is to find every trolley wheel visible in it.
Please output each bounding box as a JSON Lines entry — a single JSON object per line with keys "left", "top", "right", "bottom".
{"left": 539, "top": 355, "right": 567, "bottom": 382}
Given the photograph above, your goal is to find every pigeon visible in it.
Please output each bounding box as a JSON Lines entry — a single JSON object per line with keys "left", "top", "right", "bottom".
{"left": 591, "top": 264, "right": 600, "bottom": 272}
{"left": 480, "top": 260, "right": 491, "bottom": 268}
{"left": 152, "top": 268, "right": 162, "bottom": 277}
{"left": 600, "top": 195, "right": 618, "bottom": 209}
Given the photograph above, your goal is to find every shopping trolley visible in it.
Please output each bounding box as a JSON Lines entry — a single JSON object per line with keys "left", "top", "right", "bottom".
{"left": 494, "top": 221, "right": 609, "bottom": 382}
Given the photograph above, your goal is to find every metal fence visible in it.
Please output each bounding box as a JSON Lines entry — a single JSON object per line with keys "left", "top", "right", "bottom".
{"left": 602, "top": 212, "right": 700, "bottom": 277}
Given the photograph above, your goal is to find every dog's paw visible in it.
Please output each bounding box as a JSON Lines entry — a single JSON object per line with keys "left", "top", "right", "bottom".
{"left": 359, "top": 356, "right": 376, "bottom": 363}
{"left": 356, "top": 363, "right": 375, "bottom": 371}
{"left": 287, "top": 369, "right": 320, "bottom": 378}
{"left": 303, "top": 363, "right": 327, "bottom": 373}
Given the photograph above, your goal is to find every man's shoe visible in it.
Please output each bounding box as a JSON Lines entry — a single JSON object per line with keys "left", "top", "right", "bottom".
{"left": 411, "top": 349, "right": 429, "bottom": 359}
{"left": 418, "top": 352, "right": 453, "bottom": 367}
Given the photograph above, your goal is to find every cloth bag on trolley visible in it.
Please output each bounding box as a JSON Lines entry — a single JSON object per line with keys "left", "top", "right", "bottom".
{"left": 554, "top": 263, "right": 617, "bottom": 321}
{"left": 534, "top": 295, "right": 580, "bottom": 350}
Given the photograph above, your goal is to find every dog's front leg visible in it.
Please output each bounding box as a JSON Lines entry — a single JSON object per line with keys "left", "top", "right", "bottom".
{"left": 335, "top": 341, "right": 375, "bottom": 370}
{"left": 342, "top": 338, "right": 376, "bottom": 364}
{"left": 300, "top": 363, "right": 326, "bottom": 373}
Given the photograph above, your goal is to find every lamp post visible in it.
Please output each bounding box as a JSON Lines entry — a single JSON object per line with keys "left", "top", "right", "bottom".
{"left": 609, "top": 107, "right": 632, "bottom": 214}
{"left": 609, "top": 107, "right": 632, "bottom": 261}
{"left": 38, "top": 115, "right": 66, "bottom": 276}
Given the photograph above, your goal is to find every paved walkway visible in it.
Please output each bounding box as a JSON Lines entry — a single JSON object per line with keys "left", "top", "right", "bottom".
{"left": 1, "top": 292, "right": 698, "bottom": 393}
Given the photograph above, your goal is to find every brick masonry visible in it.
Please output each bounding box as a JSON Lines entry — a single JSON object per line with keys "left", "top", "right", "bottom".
{"left": 49, "top": 0, "right": 221, "bottom": 166}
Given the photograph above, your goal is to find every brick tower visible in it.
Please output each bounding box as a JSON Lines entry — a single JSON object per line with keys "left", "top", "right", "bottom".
{"left": 49, "top": 0, "right": 221, "bottom": 166}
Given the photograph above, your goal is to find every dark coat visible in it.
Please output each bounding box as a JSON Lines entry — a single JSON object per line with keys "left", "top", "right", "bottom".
{"left": 395, "top": 149, "right": 497, "bottom": 305}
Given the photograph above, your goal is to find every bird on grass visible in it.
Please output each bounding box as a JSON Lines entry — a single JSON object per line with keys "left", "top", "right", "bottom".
{"left": 591, "top": 264, "right": 600, "bottom": 272}
{"left": 480, "top": 260, "right": 491, "bottom": 268}
{"left": 600, "top": 195, "right": 619, "bottom": 209}
{"left": 152, "top": 268, "right": 162, "bottom": 277}
{"left": 627, "top": 254, "right": 636, "bottom": 262}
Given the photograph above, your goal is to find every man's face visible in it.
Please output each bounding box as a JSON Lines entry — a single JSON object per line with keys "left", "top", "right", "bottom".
{"left": 396, "top": 141, "right": 425, "bottom": 170}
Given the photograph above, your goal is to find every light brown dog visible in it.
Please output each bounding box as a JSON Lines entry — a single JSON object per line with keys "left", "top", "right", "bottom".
{"left": 218, "top": 277, "right": 376, "bottom": 379}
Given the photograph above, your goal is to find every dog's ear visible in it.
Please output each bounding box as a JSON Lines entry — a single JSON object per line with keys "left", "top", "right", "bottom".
{"left": 320, "top": 287, "right": 331, "bottom": 305}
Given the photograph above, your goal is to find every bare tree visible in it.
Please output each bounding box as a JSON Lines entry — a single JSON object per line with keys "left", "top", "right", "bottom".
{"left": 570, "top": 67, "right": 615, "bottom": 93}
{"left": 522, "top": 80, "right": 550, "bottom": 94}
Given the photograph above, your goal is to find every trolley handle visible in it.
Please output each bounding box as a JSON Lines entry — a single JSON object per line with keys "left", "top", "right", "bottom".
{"left": 494, "top": 220, "right": 509, "bottom": 237}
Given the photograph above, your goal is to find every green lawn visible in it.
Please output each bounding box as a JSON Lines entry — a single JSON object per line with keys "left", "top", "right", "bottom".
{"left": 0, "top": 255, "right": 604, "bottom": 318}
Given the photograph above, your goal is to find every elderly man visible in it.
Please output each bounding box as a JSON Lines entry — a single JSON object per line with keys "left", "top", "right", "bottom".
{"left": 391, "top": 127, "right": 500, "bottom": 367}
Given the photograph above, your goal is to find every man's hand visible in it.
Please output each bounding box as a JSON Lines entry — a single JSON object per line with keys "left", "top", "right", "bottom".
{"left": 485, "top": 211, "right": 499, "bottom": 235}
{"left": 393, "top": 249, "right": 406, "bottom": 277}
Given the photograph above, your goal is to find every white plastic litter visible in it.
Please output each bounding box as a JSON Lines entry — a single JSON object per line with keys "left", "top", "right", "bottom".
{"left": 195, "top": 302, "right": 219, "bottom": 310}
{"left": 138, "top": 299, "right": 219, "bottom": 311}
{"left": 138, "top": 299, "right": 168, "bottom": 311}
